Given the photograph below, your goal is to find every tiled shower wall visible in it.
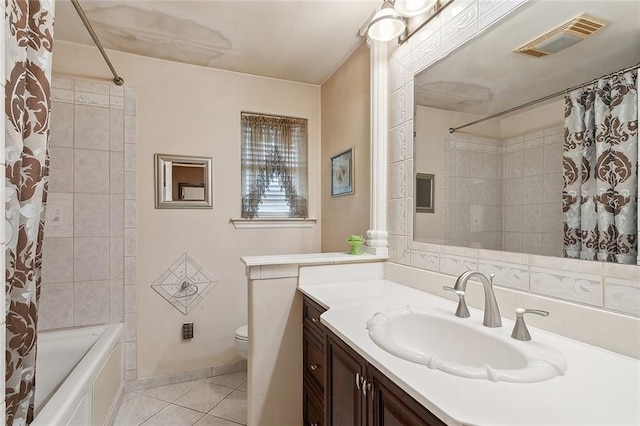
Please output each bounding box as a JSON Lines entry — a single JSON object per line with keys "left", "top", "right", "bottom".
{"left": 445, "top": 133, "right": 503, "bottom": 250}
{"left": 502, "top": 126, "right": 564, "bottom": 257}
{"left": 40, "top": 77, "right": 138, "bottom": 380}
{"left": 387, "top": 0, "right": 639, "bottom": 318}
{"left": 444, "top": 125, "right": 564, "bottom": 257}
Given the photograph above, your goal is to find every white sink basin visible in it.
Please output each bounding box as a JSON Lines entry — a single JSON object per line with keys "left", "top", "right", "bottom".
{"left": 366, "top": 306, "right": 568, "bottom": 383}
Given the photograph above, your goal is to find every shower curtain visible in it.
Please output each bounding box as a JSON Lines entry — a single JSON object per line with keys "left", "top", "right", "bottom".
{"left": 5, "top": 0, "right": 55, "bottom": 424}
{"left": 562, "top": 69, "right": 638, "bottom": 264}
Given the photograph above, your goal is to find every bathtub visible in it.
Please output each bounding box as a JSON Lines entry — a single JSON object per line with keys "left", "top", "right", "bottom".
{"left": 32, "top": 323, "right": 124, "bottom": 426}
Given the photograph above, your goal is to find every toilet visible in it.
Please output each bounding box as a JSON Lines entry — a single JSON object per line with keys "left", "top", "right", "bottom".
{"left": 234, "top": 325, "right": 248, "bottom": 359}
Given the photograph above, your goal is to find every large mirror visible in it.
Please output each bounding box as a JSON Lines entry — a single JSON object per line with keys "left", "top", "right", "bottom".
{"left": 413, "top": 0, "right": 639, "bottom": 263}
{"left": 155, "top": 154, "right": 213, "bottom": 209}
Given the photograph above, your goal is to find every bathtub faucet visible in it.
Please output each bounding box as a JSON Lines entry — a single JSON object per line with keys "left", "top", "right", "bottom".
{"left": 453, "top": 271, "right": 502, "bottom": 328}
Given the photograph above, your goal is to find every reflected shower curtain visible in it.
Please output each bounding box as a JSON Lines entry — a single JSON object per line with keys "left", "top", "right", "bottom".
{"left": 562, "top": 69, "right": 638, "bottom": 264}
{"left": 5, "top": 0, "right": 55, "bottom": 424}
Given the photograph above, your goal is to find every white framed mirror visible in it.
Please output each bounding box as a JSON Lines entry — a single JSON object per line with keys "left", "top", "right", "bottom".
{"left": 154, "top": 154, "right": 213, "bottom": 209}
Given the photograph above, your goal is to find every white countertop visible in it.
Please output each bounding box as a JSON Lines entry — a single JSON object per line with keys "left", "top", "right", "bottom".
{"left": 298, "top": 279, "right": 640, "bottom": 426}
{"left": 240, "top": 251, "right": 387, "bottom": 267}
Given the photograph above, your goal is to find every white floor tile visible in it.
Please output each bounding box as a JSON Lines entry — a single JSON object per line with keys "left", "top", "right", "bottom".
{"left": 193, "top": 414, "right": 244, "bottom": 426}
{"left": 114, "top": 394, "right": 169, "bottom": 426}
{"left": 142, "top": 379, "right": 203, "bottom": 403}
{"left": 205, "top": 372, "right": 247, "bottom": 389}
{"left": 236, "top": 381, "right": 247, "bottom": 392}
{"left": 174, "top": 382, "right": 234, "bottom": 413}
{"left": 142, "top": 404, "right": 204, "bottom": 426}
{"left": 208, "top": 390, "right": 247, "bottom": 425}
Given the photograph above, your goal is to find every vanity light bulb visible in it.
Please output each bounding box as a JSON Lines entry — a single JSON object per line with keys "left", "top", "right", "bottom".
{"left": 367, "top": 7, "right": 406, "bottom": 42}
{"left": 394, "top": 0, "right": 437, "bottom": 17}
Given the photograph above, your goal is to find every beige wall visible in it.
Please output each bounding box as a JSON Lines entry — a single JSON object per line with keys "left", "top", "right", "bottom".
{"left": 53, "top": 41, "right": 321, "bottom": 378}
{"left": 320, "top": 42, "right": 370, "bottom": 252}
{"left": 414, "top": 105, "right": 501, "bottom": 242}
{"left": 501, "top": 100, "right": 564, "bottom": 138}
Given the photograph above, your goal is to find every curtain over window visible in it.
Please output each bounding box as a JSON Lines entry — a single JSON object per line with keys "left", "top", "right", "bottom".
{"left": 241, "top": 113, "right": 308, "bottom": 218}
{"left": 562, "top": 69, "right": 638, "bottom": 264}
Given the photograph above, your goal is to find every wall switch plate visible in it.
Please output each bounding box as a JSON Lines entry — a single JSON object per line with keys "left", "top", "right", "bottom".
{"left": 182, "top": 323, "right": 194, "bottom": 339}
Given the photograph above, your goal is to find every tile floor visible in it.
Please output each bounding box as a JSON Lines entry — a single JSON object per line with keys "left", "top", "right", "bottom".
{"left": 114, "top": 371, "right": 247, "bottom": 426}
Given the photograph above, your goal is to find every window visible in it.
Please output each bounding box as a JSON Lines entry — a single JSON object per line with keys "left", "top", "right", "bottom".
{"left": 241, "top": 112, "right": 308, "bottom": 218}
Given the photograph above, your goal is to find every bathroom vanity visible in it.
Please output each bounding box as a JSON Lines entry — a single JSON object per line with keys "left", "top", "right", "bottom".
{"left": 303, "top": 295, "right": 445, "bottom": 426}
{"left": 298, "top": 263, "right": 640, "bottom": 426}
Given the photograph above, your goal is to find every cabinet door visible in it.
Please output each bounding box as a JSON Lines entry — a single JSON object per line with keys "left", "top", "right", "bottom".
{"left": 326, "top": 334, "right": 366, "bottom": 426}
{"left": 369, "top": 367, "right": 446, "bottom": 426}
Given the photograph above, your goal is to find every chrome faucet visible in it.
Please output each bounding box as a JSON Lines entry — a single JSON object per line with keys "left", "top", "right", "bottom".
{"left": 453, "top": 271, "right": 502, "bottom": 328}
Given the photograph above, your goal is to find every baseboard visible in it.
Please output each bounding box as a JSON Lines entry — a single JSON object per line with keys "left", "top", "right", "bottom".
{"left": 125, "top": 360, "right": 248, "bottom": 393}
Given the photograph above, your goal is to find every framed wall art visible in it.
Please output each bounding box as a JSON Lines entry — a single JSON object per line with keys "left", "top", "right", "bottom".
{"left": 331, "top": 148, "right": 354, "bottom": 197}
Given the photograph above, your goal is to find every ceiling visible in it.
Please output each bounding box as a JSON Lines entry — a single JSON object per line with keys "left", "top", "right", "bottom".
{"left": 53, "top": 0, "right": 380, "bottom": 85}
{"left": 415, "top": 0, "right": 640, "bottom": 116}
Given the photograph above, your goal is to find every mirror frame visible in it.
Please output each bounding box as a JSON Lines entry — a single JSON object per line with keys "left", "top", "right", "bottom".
{"left": 154, "top": 153, "right": 213, "bottom": 209}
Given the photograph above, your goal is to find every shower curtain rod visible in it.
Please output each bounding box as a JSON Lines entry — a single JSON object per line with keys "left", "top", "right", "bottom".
{"left": 448, "top": 62, "right": 640, "bottom": 134}
{"left": 70, "top": 0, "right": 124, "bottom": 86}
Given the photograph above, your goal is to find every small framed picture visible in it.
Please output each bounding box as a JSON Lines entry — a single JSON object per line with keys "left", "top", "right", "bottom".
{"left": 416, "top": 173, "right": 434, "bottom": 213}
{"left": 331, "top": 148, "right": 354, "bottom": 197}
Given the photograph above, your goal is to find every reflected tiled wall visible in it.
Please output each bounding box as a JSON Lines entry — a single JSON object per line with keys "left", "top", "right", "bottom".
{"left": 502, "top": 126, "right": 564, "bottom": 256}
{"left": 387, "top": 0, "right": 640, "bottom": 318}
{"left": 446, "top": 133, "right": 503, "bottom": 250}
{"left": 41, "top": 77, "right": 138, "bottom": 380}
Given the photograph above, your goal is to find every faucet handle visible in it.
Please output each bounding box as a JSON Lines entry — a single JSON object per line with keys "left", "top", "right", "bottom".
{"left": 443, "top": 286, "right": 470, "bottom": 318}
{"left": 489, "top": 273, "right": 495, "bottom": 285}
{"left": 511, "top": 308, "right": 549, "bottom": 341}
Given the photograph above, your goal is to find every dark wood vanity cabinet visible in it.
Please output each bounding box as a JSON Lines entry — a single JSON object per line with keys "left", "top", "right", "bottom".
{"left": 303, "top": 295, "right": 445, "bottom": 426}
{"left": 303, "top": 296, "right": 327, "bottom": 426}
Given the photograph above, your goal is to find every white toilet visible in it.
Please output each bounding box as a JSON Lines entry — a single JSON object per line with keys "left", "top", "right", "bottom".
{"left": 234, "top": 325, "right": 248, "bottom": 359}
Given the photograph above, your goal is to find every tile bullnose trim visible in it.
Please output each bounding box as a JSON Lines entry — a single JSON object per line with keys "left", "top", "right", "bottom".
{"left": 230, "top": 218, "right": 317, "bottom": 229}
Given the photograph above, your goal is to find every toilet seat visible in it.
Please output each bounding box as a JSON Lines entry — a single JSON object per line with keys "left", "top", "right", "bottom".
{"left": 235, "top": 325, "right": 248, "bottom": 341}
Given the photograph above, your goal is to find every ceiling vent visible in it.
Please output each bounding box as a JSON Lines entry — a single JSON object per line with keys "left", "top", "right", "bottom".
{"left": 515, "top": 13, "right": 610, "bottom": 58}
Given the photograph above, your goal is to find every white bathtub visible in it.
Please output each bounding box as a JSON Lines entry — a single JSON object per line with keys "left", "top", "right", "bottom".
{"left": 32, "top": 324, "right": 124, "bottom": 426}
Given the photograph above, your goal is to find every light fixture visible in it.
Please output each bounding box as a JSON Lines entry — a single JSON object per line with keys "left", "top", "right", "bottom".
{"left": 367, "top": 2, "right": 406, "bottom": 42}
{"left": 394, "top": 0, "right": 437, "bottom": 18}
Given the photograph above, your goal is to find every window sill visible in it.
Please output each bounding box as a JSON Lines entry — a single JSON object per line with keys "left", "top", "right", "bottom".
{"left": 230, "top": 218, "right": 318, "bottom": 229}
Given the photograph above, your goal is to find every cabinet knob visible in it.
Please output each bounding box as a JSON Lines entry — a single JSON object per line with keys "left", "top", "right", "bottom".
{"left": 311, "top": 317, "right": 319, "bottom": 323}
{"left": 309, "top": 364, "right": 319, "bottom": 371}
{"left": 355, "top": 372, "right": 361, "bottom": 390}
{"left": 309, "top": 423, "right": 319, "bottom": 426}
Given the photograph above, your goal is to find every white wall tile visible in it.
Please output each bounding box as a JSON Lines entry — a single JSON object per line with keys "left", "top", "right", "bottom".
{"left": 126, "top": 342, "right": 137, "bottom": 370}
{"left": 42, "top": 238, "right": 73, "bottom": 283}
{"left": 75, "top": 105, "right": 110, "bottom": 150}
{"left": 50, "top": 102, "right": 74, "bottom": 147}
{"left": 49, "top": 147, "right": 74, "bottom": 192}
{"left": 604, "top": 278, "right": 640, "bottom": 316}
{"left": 110, "top": 109, "right": 124, "bottom": 152}
{"left": 75, "top": 91, "right": 109, "bottom": 107}
{"left": 74, "top": 193, "right": 110, "bottom": 237}
{"left": 124, "top": 228, "right": 136, "bottom": 257}
{"left": 410, "top": 250, "right": 439, "bottom": 272}
{"left": 440, "top": 254, "right": 477, "bottom": 277}
{"left": 51, "top": 76, "right": 73, "bottom": 90}
{"left": 74, "top": 237, "right": 110, "bottom": 281}
{"left": 124, "top": 283, "right": 137, "bottom": 314}
{"left": 75, "top": 149, "right": 110, "bottom": 193}
{"left": 110, "top": 151, "right": 124, "bottom": 194}
{"left": 125, "top": 200, "right": 137, "bottom": 228}
{"left": 124, "top": 256, "right": 136, "bottom": 285}
{"left": 124, "top": 87, "right": 137, "bottom": 115}
{"left": 38, "top": 283, "right": 73, "bottom": 330}
{"left": 125, "top": 143, "right": 137, "bottom": 172}
{"left": 124, "top": 115, "right": 137, "bottom": 144}
{"left": 74, "top": 80, "right": 109, "bottom": 95}
{"left": 110, "top": 237, "right": 124, "bottom": 280}
{"left": 125, "top": 313, "right": 137, "bottom": 342}
{"left": 44, "top": 193, "right": 73, "bottom": 238}
{"left": 74, "top": 280, "right": 110, "bottom": 326}
{"left": 530, "top": 268, "right": 603, "bottom": 307}
{"left": 111, "top": 279, "right": 124, "bottom": 323}
{"left": 125, "top": 172, "right": 137, "bottom": 200}
{"left": 110, "top": 194, "right": 124, "bottom": 237}
{"left": 479, "top": 260, "right": 529, "bottom": 291}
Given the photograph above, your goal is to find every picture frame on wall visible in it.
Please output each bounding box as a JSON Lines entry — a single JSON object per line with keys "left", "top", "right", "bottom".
{"left": 331, "top": 148, "right": 354, "bottom": 197}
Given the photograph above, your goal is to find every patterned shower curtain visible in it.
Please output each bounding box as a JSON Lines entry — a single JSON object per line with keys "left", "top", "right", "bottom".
{"left": 562, "top": 69, "right": 638, "bottom": 264}
{"left": 5, "top": 1, "right": 55, "bottom": 424}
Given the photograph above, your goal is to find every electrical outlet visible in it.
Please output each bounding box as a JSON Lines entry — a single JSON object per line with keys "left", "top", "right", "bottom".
{"left": 182, "top": 323, "right": 194, "bottom": 339}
